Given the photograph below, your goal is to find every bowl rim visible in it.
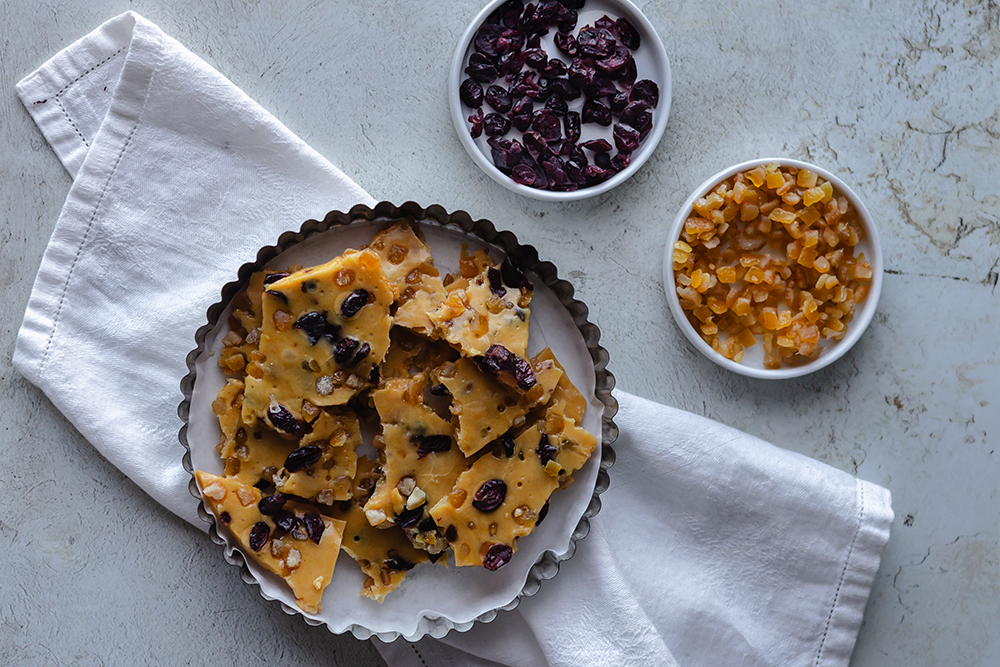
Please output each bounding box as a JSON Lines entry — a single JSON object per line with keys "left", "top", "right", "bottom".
{"left": 661, "top": 158, "right": 884, "bottom": 380}
{"left": 177, "top": 201, "right": 619, "bottom": 641}
{"left": 449, "top": 0, "right": 672, "bottom": 202}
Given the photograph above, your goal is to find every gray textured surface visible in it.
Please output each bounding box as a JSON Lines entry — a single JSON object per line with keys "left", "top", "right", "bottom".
{"left": 1, "top": 1, "right": 997, "bottom": 665}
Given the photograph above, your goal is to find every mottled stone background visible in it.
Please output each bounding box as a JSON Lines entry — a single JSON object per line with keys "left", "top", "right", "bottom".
{"left": 1, "top": 1, "right": 996, "bottom": 665}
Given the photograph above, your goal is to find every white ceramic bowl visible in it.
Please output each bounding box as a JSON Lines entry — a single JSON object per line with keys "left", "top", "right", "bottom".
{"left": 662, "top": 158, "right": 883, "bottom": 379}
{"left": 450, "top": 0, "right": 671, "bottom": 201}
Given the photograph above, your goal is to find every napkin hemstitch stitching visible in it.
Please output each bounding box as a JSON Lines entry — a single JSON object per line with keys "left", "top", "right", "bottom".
{"left": 812, "top": 480, "right": 865, "bottom": 666}
{"left": 51, "top": 45, "right": 127, "bottom": 149}
{"left": 39, "top": 45, "right": 156, "bottom": 374}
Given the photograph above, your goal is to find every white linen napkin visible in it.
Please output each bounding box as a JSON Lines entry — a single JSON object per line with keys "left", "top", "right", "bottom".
{"left": 13, "top": 12, "right": 893, "bottom": 667}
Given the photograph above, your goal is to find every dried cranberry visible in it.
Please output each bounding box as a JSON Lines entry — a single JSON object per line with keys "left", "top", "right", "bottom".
{"left": 249, "top": 521, "right": 270, "bottom": 551}
{"left": 484, "top": 112, "right": 511, "bottom": 137}
{"left": 577, "top": 26, "right": 613, "bottom": 58}
{"left": 509, "top": 70, "right": 539, "bottom": 98}
{"left": 512, "top": 163, "right": 539, "bottom": 186}
{"left": 488, "top": 267, "right": 507, "bottom": 296}
{"left": 501, "top": 256, "right": 533, "bottom": 291}
{"left": 219, "top": 511, "right": 231, "bottom": 525}
{"left": 340, "top": 289, "right": 369, "bottom": 319}
{"left": 385, "top": 555, "right": 416, "bottom": 571}
{"left": 511, "top": 97, "right": 534, "bottom": 116}
{"left": 429, "top": 383, "right": 448, "bottom": 396}
{"left": 582, "top": 98, "right": 612, "bottom": 126}
{"left": 262, "top": 272, "right": 289, "bottom": 285}
{"left": 293, "top": 311, "right": 337, "bottom": 346}
{"left": 511, "top": 355, "right": 537, "bottom": 389}
{"left": 544, "top": 96, "right": 567, "bottom": 116}
{"left": 267, "top": 404, "right": 309, "bottom": 436}
{"left": 475, "top": 23, "right": 505, "bottom": 57}
{"left": 618, "top": 58, "right": 637, "bottom": 86}
{"left": 483, "top": 543, "right": 514, "bottom": 571}
{"left": 497, "top": 28, "right": 525, "bottom": 54}
{"left": 608, "top": 90, "right": 630, "bottom": 113}
{"left": 596, "top": 44, "right": 632, "bottom": 76}
{"left": 554, "top": 32, "right": 577, "bottom": 57}
{"left": 531, "top": 109, "right": 561, "bottom": 141}
{"left": 264, "top": 289, "right": 288, "bottom": 304}
{"left": 445, "top": 525, "right": 459, "bottom": 542}
{"left": 630, "top": 80, "right": 659, "bottom": 108}
{"left": 481, "top": 344, "right": 515, "bottom": 375}
{"left": 351, "top": 342, "right": 371, "bottom": 367}
{"left": 394, "top": 506, "right": 423, "bottom": 528}
{"left": 548, "top": 78, "right": 580, "bottom": 100}
{"left": 369, "top": 364, "right": 380, "bottom": 384}
{"left": 531, "top": 76, "right": 554, "bottom": 101}
{"left": 613, "top": 123, "right": 641, "bottom": 152}
{"left": 491, "top": 137, "right": 524, "bottom": 172}
{"left": 500, "top": 435, "right": 516, "bottom": 457}
{"left": 510, "top": 99, "right": 534, "bottom": 132}
{"left": 273, "top": 509, "right": 297, "bottom": 533}
{"left": 581, "top": 138, "right": 613, "bottom": 153}
{"left": 498, "top": 50, "right": 526, "bottom": 78}
{"left": 416, "top": 434, "right": 453, "bottom": 458}
{"left": 614, "top": 17, "right": 641, "bottom": 50}
{"left": 542, "top": 157, "right": 569, "bottom": 187}
{"left": 557, "top": 8, "right": 577, "bottom": 33}
{"left": 544, "top": 58, "right": 568, "bottom": 78}
{"left": 418, "top": 517, "right": 437, "bottom": 532}
{"left": 460, "top": 78, "right": 484, "bottom": 107}
{"left": 496, "top": 0, "right": 523, "bottom": 28}
{"left": 465, "top": 53, "right": 499, "bottom": 84}
{"left": 258, "top": 493, "right": 287, "bottom": 516}
{"left": 568, "top": 58, "right": 595, "bottom": 90}
{"left": 620, "top": 101, "right": 652, "bottom": 135}
{"left": 563, "top": 111, "right": 581, "bottom": 143}
{"left": 564, "top": 157, "right": 586, "bottom": 184}
{"left": 472, "top": 479, "right": 508, "bottom": 512}
{"left": 284, "top": 444, "right": 322, "bottom": 472}
{"left": 594, "top": 151, "right": 612, "bottom": 170}
{"left": 522, "top": 131, "right": 552, "bottom": 160}
{"left": 611, "top": 152, "right": 632, "bottom": 171}
{"left": 333, "top": 336, "right": 360, "bottom": 365}
{"left": 557, "top": 0, "right": 585, "bottom": 8}
{"left": 523, "top": 47, "right": 548, "bottom": 70}
{"left": 303, "top": 511, "right": 325, "bottom": 544}
{"left": 595, "top": 15, "right": 616, "bottom": 31}
{"left": 485, "top": 85, "right": 513, "bottom": 113}
{"left": 468, "top": 108, "right": 484, "bottom": 138}
{"left": 583, "top": 164, "right": 614, "bottom": 185}
{"left": 536, "top": 433, "right": 558, "bottom": 466}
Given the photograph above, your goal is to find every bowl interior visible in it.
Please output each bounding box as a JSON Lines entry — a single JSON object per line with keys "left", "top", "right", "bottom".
{"left": 662, "top": 158, "right": 883, "bottom": 379}
{"left": 450, "top": 0, "right": 672, "bottom": 201}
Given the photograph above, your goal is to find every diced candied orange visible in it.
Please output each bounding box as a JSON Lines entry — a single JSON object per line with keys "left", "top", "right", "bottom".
{"left": 820, "top": 181, "right": 834, "bottom": 203}
{"left": 761, "top": 307, "right": 778, "bottom": 329}
{"left": 845, "top": 225, "right": 861, "bottom": 246}
{"left": 787, "top": 221, "right": 804, "bottom": 240}
{"left": 813, "top": 256, "right": 831, "bottom": 273}
{"left": 776, "top": 335, "right": 795, "bottom": 348}
{"left": 775, "top": 177, "right": 794, "bottom": 196}
{"left": 803, "top": 230, "right": 819, "bottom": 247}
{"left": 751, "top": 285, "right": 769, "bottom": 302}
{"left": 740, "top": 203, "right": 760, "bottom": 221}
{"left": 770, "top": 207, "right": 797, "bottom": 224}
{"left": 759, "top": 199, "right": 779, "bottom": 216}
{"left": 747, "top": 166, "right": 766, "bottom": 187}
{"left": 777, "top": 309, "right": 793, "bottom": 328}
{"left": 746, "top": 267, "right": 765, "bottom": 284}
{"left": 798, "top": 246, "right": 819, "bottom": 268}
{"left": 787, "top": 240, "right": 802, "bottom": 260}
{"left": 717, "top": 266, "right": 737, "bottom": 283}
{"left": 757, "top": 216, "right": 772, "bottom": 234}
{"left": 854, "top": 263, "right": 872, "bottom": 280}
{"left": 701, "top": 322, "right": 719, "bottom": 336}
{"left": 707, "top": 296, "right": 728, "bottom": 315}
{"left": 694, "top": 306, "right": 713, "bottom": 323}
{"left": 822, "top": 227, "right": 839, "bottom": 247}
{"left": 733, "top": 297, "right": 752, "bottom": 317}
{"left": 765, "top": 170, "right": 785, "bottom": 190}
{"left": 796, "top": 169, "right": 818, "bottom": 188}
{"left": 710, "top": 210, "right": 725, "bottom": 226}
{"left": 798, "top": 206, "right": 821, "bottom": 225}
{"left": 781, "top": 191, "right": 802, "bottom": 206}
{"left": 738, "top": 328, "right": 756, "bottom": 348}
{"left": 732, "top": 181, "right": 747, "bottom": 204}
{"left": 685, "top": 217, "right": 714, "bottom": 236}
{"left": 803, "top": 187, "right": 825, "bottom": 207}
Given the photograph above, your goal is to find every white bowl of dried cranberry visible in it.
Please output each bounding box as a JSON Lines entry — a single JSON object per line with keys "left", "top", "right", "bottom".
{"left": 662, "top": 158, "right": 883, "bottom": 380}
{"left": 450, "top": 0, "right": 671, "bottom": 201}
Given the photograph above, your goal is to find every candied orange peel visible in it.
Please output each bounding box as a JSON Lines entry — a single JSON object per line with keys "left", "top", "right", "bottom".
{"left": 672, "top": 163, "right": 873, "bottom": 368}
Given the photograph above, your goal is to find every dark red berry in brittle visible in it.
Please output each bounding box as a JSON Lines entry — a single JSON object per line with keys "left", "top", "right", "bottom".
{"left": 483, "top": 543, "right": 514, "bottom": 571}
{"left": 472, "top": 479, "right": 508, "bottom": 513}
{"left": 249, "top": 521, "right": 270, "bottom": 551}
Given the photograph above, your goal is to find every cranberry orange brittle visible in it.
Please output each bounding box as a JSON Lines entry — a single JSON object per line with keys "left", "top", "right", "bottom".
{"left": 195, "top": 219, "right": 596, "bottom": 612}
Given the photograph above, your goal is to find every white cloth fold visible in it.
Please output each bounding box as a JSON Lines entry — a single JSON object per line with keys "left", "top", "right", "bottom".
{"left": 13, "top": 12, "right": 892, "bottom": 667}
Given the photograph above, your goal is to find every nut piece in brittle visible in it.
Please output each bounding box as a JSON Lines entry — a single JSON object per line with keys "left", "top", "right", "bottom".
{"left": 430, "top": 353, "right": 562, "bottom": 458}
{"left": 364, "top": 375, "right": 467, "bottom": 554}
{"left": 242, "top": 249, "right": 394, "bottom": 426}
{"left": 328, "top": 457, "right": 433, "bottom": 602}
{"left": 429, "top": 410, "right": 596, "bottom": 570}
{"left": 195, "top": 471, "right": 345, "bottom": 614}
{"left": 429, "top": 249, "right": 533, "bottom": 358}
